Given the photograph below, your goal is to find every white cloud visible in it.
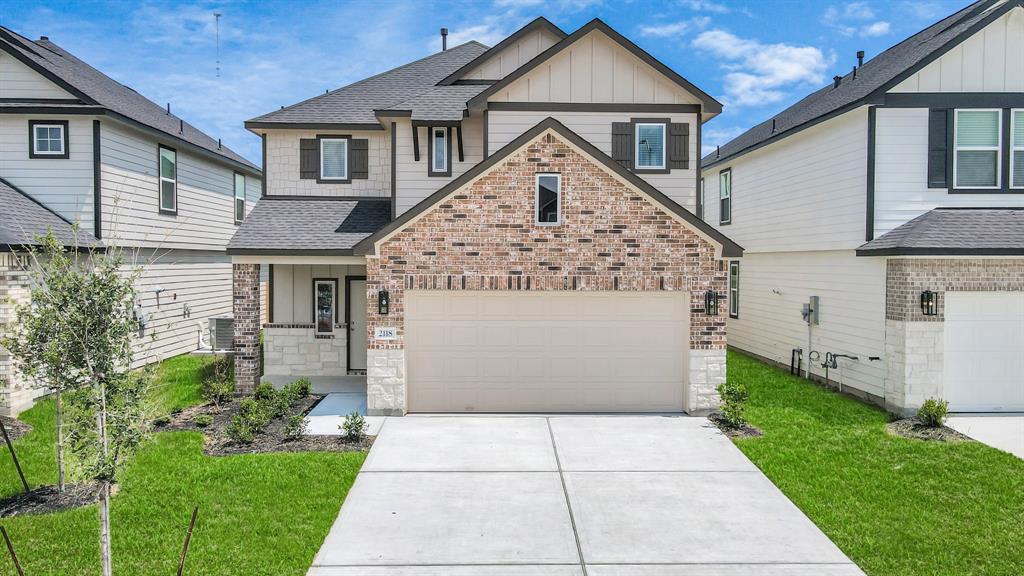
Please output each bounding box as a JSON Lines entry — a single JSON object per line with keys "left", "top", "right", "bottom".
{"left": 680, "top": 0, "right": 731, "bottom": 14}
{"left": 445, "top": 23, "right": 508, "bottom": 47}
{"left": 638, "top": 17, "right": 710, "bottom": 38}
{"left": 693, "top": 29, "right": 831, "bottom": 107}
{"left": 861, "top": 21, "right": 891, "bottom": 37}
{"left": 701, "top": 126, "right": 744, "bottom": 156}
{"left": 494, "top": 0, "right": 603, "bottom": 10}
{"left": 823, "top": 2, "right": 891, "bottom": 37}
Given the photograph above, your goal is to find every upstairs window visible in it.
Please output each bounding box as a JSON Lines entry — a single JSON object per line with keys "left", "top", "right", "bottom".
{"left": 158, "top": 145, "right": 177, "bottom": 215}
{"left": 234, "top": 172, "right": 246, "bottom": 223}
{"left": 320, "top": 138, "right": 348, "bottom": 181}
{"left": 729, "top": 261, "right": 740, "bottom": 319}
{"left": 635, "top": 123, "right": 666, "bottom": 170}
{"left": 719, "top": 169, "right": 732, "bottom": 225}
{"left": 954, "top": 109, "right": 1001, "bottom": 189}
{"left": 1013, "top": 110, "right": 1024, "bottom": 189}
{"left": 536, "top": 173, "right": 560, "bottom": 225}
{"left": 29, "top": 120, "right": 68, "bottom": 159}
{"left": 428, "top": 127, "right": 451, "bottom": 177}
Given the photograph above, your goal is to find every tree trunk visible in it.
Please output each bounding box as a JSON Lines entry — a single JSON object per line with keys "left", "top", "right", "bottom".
{"left": 56, "top": 389, "right": 65, "bottom": 493}
{"left": 98, "top": 481, "right": 112, "bottom": 576}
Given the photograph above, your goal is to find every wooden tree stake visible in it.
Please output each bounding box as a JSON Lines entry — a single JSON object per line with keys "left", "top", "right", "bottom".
{"left": 1, "top": 526, "right": 25, "bottom": 576}
{"left": 0, "top": 419, "right": 29, "bottom": 493}
{"left": 177, "top": 506, "right": 199, "bottom": 576}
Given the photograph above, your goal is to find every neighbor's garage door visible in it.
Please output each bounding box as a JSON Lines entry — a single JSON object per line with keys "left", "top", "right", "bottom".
{"left": 944, "top": 292, "right": 1024, "bottom": 412}
{"left": 405, "top": 291, "right": 689, "bottom": 413}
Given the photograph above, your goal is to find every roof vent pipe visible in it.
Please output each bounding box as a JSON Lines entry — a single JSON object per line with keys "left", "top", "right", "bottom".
{"left": 771, "top": 118, "right": 776, "bottom": 132}
{"left": 441, "top": 28, "right": 448, "bottom": 51}
{"left": 852, "top": 66, "right": 857, "bottom": 80}
{"left": 716, "top": 145, "right": 720, "bottom": 158}
{"left": 166, "top": 103, "right": 171, "bottom": 115}
{"left": 39, "top": 36, "right": 48, "bottom": 41}
{"left": 857, "top": 50, "right": 865, "bottom": 67}
{"left": 179, "top": 119, "right": 183, "bottom": 134}
{"left": 833, "top": 75, "right": 842, "bottom": 88}
{"left": 218, "top": 138, "right": 222, "bottom": 149}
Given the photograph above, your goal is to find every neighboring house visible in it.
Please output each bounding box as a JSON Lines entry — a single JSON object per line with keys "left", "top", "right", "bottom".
{"left": 700, "top": 0, "right": 1024, "bottom": 414}
{"left": 0, "top": 27, "right": 263, "bottom": 415}
{"left": 230, "top": 17, "right": 741, "bottom": 415}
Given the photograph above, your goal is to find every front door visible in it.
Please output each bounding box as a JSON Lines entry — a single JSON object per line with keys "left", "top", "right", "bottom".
{"left": 347, "top": 278, "right": 368, "bottom": 372}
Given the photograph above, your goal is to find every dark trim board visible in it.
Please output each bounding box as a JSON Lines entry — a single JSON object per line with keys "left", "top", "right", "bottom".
{"left": 0, "top": 105, "right": 104, "bottom": 115}
{"left": 482, "top": 110, "right": 489, "bottom": 158}
{"left": 881, "top": 93, "right": 1024, "bottom": 108}
{"left": 226, "top": 248, "right": 358, "bottom": 256}
{"left": 487, "top": 102, "right": 702, "bottom": 113}
{"left": 268, "top": 264, "right": 274, "bottom": 323}
{"left": 695, "top": 111, "right": 703, "bottom": 219}
{"left": 93, "top": 119, "right": 102, "bottom": 239}
{"left": 391, "top": 122, "right": 397, "bottom": 220}
{"left": 344, "top": 275, "right": 367, "bottom": 371}
{"left": 261, "top": 134, "right": 268, "bottom": 197}
{"left": 245, "top": 121, "right": 383, "bottom": 131}
{"left": 28, "top": 119, "right": 70, "bottom": 159}
{"left": 865, "top": 106, "right": 876, "bottom": 242}
{"left": 412, "top": 120, "right": 462, "bottom": 128}
{"left": 857, "top": 246, "right": 1024, "bottom": 256}
{"left": 0, "top": 97, "right": 83, "bottom": 104}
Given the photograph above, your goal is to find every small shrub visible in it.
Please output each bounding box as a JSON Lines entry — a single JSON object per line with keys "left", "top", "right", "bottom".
{"left": 226, "top": 415, "right": 254, "bottom": 444}
{"left": 283, "top": 414, "right": 308, "bottom": 441}
{"left": 202, "top": 378, "right": 234, "bottom": 410}
{"left": 917, "top": 398, "right": 949, "bottom": 428}
{"left": 284, "top": 378, "right": 313, "bottom": 403}
{"left": 716, "top": 381, "right": 750, "bottom": 430}
{"left": 340, "top": 411, "right": 367, "bottom": 441}
{"left": 254, "top": 382, "right": 277, "bottom": 402}
{"left": 193, "top": 414, "right": 214, "bottom": 428}
{"left": 238, "top": 397, "right": 272, "bottom": 432}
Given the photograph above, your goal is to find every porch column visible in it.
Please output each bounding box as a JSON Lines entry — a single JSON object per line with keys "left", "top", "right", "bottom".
{"left": 233, "top": 263, "right": 261, "bottom": 394}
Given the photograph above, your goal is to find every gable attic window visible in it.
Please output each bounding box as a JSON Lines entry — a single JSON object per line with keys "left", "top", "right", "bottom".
{"left": 29, "top": 120, "right": 69, "bottom": 159}
{"left": 428, "top": 127, "right": 452, "bottom": 177}
{"left": 158, "top": 145, "right": 177, "bottom": 215}
{"left": 1012, "top": 110, "right": 1024, "bottom": 189}
{"left": 635, "top": 123, "right": 666, "bottom": 170}
{"left": 719, "top": 169, "right": 732, "bottom": 225}
{"left": 536, "top": 173, "right": 561, "bottom": 225}
{"left": 954, "top": 109, "right": 1000, "bottom": 189}
{"left": 320, "top": 137, "right": 349, "bottom": 181}
{"left": 234, "top": 172, "right": 246, "bottom": 223}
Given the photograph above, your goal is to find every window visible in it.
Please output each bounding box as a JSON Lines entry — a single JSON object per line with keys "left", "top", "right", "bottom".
{"left": 433, "top": 128, "right": 447, "bottom": 172}
{"left": 536, "top": 173, "right": 560, "bottom": 225}
{"left": 1012, "top": 110, "right": 1024, "bottom": 189}
{"left": 954, "top": 109, "right": 1001, "bottom": 189}
{"left": 320, "top": 138, "right": 348, "bottom": 181}
{"left": 234, "top": 172, "right": 246, "bottom": 223}
{"left": 29, "top": 120, "right": 68, "bottom": 159}
{"left": 719, "top": 169, "right": 732, "bottom": 225}
{"left": 635, "top": 123, "right": 666, "bottom": 170}
{"left": 728, "top": 261, "right": 739, "bottom": 319}
{"left": 158, "top": 146, "right": 177, "bottom": 214}
{"left": 313, "top": 279, "right": 337, "bottom": 334}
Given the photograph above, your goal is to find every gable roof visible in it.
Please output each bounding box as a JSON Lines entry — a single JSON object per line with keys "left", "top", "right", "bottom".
{"left": 0, "top": 27, "right": 259, "bottom": 174}
{"left": 856, "top": 208, "right": 1024, "bottom": 256}
{"left": 226, "top": 197, "right": 391, "bottom": 255}
{"left": 437, "top": 17, "right": 567, "bottom": 85}
{"left": 0, "top": 176, "right": 101, "bottom": 250}
{"left": 353, "top": 116, "right": 742, "bottom": 257}
{"left": 466, "top": 18, "right": 723, "bottom": 115}
{"left": 245, "top": 42, "right": 489, "bottom": 129}
{"left": 703, "top": 0, "right": 1012, "bottom": 168}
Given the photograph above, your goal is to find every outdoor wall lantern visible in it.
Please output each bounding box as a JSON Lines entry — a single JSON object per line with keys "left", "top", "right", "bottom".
{"left": 920, "top": 290, "right": 938, "bottom": 317}
{"left": 704, "top": 289, "right": 719, "bottom": 316}
{"left": 378, "top": 290, "right": 390, "bottom": 315}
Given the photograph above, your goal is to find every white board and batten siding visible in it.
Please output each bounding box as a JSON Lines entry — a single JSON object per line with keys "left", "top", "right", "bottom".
{"left": 0, "top": 51, "right": 73, "bottom": 99}
{"left": 265, "top": 129, "right": 389, "bottom": 197}
{"left": 486, "top": 30, "right": 703, "bottom": 106}
{"left": 890, "top": 7, "right": 1024, "bottom": 93}
{"left": 270, "top": 264, "right": 366, "bottom": 324}
{"left": 487, "top": 110, "right": 698, "bottom": 211}
{"left": 0, "top": 114, "right": 96, "bottom": 233}
{"left": 461, "top": 27, "right": 562, "bottom": 81}
{"left": 394, "top": 115, "right": 484, "bottom": 216}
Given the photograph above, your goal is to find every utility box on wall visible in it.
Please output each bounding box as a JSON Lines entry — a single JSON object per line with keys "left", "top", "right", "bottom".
{"left": 802, "top": 296, "right": 820, "bottom": 325}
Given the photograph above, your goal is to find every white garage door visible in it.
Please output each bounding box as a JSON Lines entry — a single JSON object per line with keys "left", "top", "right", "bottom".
{"left": 405, "top": 291, "right": 689, "bottom": 413}
{"left": 944, "top": 292, "right": 1024, "bottom": 412}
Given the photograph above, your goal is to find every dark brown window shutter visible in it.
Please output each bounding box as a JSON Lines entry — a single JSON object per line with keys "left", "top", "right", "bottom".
{"left": 350, "top": 138, "right": 369, "bottom": 179}
{"left": 927, "top": 109, "right": 948, "bottom": 188}
{"left": 611, "top": 122, "right": 634, "bottom": 169}
{"left": 669, "top": 123, "right": 689, "bottom": 169}
{"left": 299, "top": 138, "right": 318, "bottom": 179}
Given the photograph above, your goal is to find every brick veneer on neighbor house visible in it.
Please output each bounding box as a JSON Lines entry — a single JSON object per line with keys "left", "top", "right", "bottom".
{"left": 233, "top": 263, "right": 261, "bottom": 394}
{"left": 0, "top": 253, "right": 36, "bottom": 416}
{"left": 365, "top": 132, "right": 729, "bottom": 415}
{"left": 884, "top": 257, "right": 1024, "bottom": 413}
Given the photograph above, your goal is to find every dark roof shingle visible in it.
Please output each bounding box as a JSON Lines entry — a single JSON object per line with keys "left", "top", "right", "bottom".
{"left": 0, "top": 177, "right": 101, "bottom": 249}
{"left": 857, "top": 208, "right": 1024, "bottom": 255}
{"left": 227, "top": 198, "right": 391, "bottom": 254}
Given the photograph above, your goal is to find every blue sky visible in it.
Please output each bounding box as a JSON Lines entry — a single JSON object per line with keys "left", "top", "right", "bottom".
{"left": 1, "top": 0, "right": 969, "bottom": 165}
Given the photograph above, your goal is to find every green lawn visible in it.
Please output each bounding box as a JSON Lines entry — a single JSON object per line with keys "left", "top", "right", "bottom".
{"left": 0, "top": 355, "right": 364, "bottom": 576}
{"left": 728, "top": 350, "right": 1024, "bottom": 576}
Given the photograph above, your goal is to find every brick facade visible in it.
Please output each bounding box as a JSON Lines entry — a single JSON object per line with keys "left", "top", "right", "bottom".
{"left": 233, "top": 263, "right": 261, "bottom": 394}
{"left": 0, "top": 253, "right": 37, "bottom": 416}
{"left": 365, "top": 131, "right": 728, "bottom": 414}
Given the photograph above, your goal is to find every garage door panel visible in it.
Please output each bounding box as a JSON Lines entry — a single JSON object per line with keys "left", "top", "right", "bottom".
{"left": 405, "top": 291, "right": 689, "bottom": 413}
{"left": 944, "top": 292, "right": 1024, "bottom": 412}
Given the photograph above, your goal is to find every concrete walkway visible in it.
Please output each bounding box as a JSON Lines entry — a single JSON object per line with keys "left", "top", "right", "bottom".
{"left": 308, "top": 415, "right": 863, "bottom": 575}
{"left": 948, "top": 414, "right": 1024, "bottom": 459}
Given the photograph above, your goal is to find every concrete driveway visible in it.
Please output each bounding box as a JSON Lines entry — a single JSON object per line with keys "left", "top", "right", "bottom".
{"left": 947, "top": 414, "right": 1024, "bottom": 459}
{"left": 309, "top": 415, "right": 863, "bottom": 575}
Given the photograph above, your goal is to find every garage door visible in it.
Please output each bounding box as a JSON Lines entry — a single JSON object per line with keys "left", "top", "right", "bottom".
{"left": 944, "top": 292, "right": 1024, "bottom": 412}
{"left": 405, "top": 291, "right": 689, "bottom": 413}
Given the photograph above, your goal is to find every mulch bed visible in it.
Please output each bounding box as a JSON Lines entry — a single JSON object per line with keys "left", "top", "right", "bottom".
{"left": 0, "top": 482, "right": 101, "bottom": 518}
{"left": 0, "top": 416, "right": 32, "bottom": 442}
{"left": 159, "top": 394, "right": 373, "bottom": 456}
{"left": 887, "top": 418, "right": 971, "bottom": 442}
{"left": 709, "top": 413, "right": 763, "bottom": 439}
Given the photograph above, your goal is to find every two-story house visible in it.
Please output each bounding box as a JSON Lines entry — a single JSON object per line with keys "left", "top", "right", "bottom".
{"left": 229, "top": 17, "right": 742, "bottom": 416}
{"left": 701, "top": 0, "right": 1024, "bottom": 414}
{"left": 0, "top": 26, "right": 262, "bottom": 414}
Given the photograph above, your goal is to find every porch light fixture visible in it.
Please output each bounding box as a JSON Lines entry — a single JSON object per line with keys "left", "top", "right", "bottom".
{"left": 920, "top": 290, "right": 938, "bottom": 317}
{"left": 378, "top": 290, "right": 390, "bottom": 315}
{"left": 704, "top": 289, "right": 719, "bottom": 316}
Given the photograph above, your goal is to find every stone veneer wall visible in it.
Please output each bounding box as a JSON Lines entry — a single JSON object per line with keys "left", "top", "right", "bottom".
{"left": 365, "top": 131, "right": 728, "bottom": 415}
{"left": 263, "top": 324, "right": 348, "bottom": 377}
{"left": 0, "top": 253, "right": 36, "bottom": 416}
{"left": 233, "top": 263, "right": 261, "bottom": 394}
{"left": 884, "top": 258, "right": 1024, "bottom": 413}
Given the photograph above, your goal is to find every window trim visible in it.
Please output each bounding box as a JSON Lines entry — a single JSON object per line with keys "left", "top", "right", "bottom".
{"left": 1011, "top": 109, "right": 1024, "bottom": 190}
{"left": 28, "top": 120, "right": 69, "bottom": 159}
{"left": 312, "top": 278, "right": 339, "bottom": 335}
{"left": 317, "top": 135, "right": 351, "bottom": 183}
{"left": 158, "top": 144, "right": 178, "bottom": 216}
{"left": 719, "top": 168, "right": 732, "bottom": 225}
{"left": 233, "top": 171, "right": 246, "bottom": 224}
{"left": 953, "top": 108, "right": 1002, "bottom": 190}
{"left": 728, "top": 261, "right": 739, "bottom": 319}
{"left": 427, "top": 126, "right": 452, "bottom": 177}
{"left": 631, "top": 117, "right": 670, "bottom": 174}
{"left": 535, "top": 172, "right": 561, "bottom": 226}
